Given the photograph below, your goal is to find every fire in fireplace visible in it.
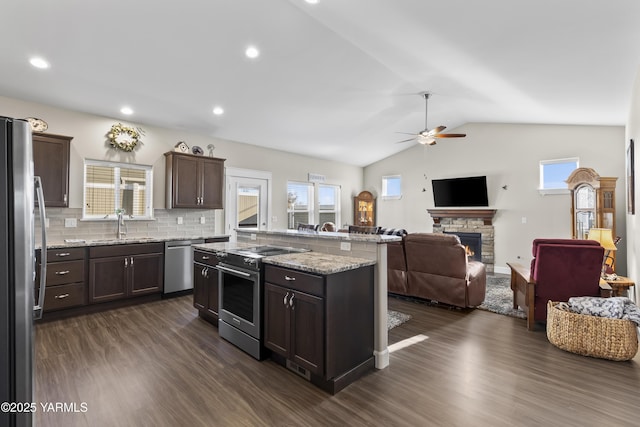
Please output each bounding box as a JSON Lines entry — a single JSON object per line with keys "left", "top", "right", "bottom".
{"left": 445, "top": 231, "right": 482, "bottom": 262}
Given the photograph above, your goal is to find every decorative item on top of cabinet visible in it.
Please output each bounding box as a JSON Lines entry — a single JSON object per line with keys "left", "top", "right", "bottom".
{"left": 354, "top": 190, "right": 375, "bottom": 227}
{"left": 175, "top": 141, "right": 189, "bottom": 153}
{"left": 165, "top": 151, "right": 225, "bottom": 209}
{"left": 25, "top": 117, "right": 48, "bottom": 132}
{"left": 566, "top": 167, "right": 617, "bottom": 241}
{"left": 32, "top": 132, "right": 72, "bottom": 207}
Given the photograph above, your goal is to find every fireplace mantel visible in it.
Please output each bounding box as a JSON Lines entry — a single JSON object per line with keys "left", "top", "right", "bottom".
{"left": 427, "top": 209, "right": 497, "bottom": 225}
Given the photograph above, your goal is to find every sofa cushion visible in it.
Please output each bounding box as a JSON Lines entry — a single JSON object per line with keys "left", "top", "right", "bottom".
{"left": 404, "top": 233, "right": 467, "bottom": 280}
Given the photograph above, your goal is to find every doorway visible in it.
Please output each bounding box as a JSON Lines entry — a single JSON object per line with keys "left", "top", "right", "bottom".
{"left": 225, "top": 168, "right": 272, "bottom": 242}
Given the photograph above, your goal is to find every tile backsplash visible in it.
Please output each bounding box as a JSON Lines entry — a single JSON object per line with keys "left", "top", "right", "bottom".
{"left": 36, "top": 208, "right": 220, "bottom": 243}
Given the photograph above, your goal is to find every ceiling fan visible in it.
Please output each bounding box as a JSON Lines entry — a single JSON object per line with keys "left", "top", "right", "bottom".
{"left": 396, "top": 92, "right": 466, "bottom": 145}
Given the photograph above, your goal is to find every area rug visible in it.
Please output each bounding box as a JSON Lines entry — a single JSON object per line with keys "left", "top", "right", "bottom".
{"left": 388, "top": 310, "right": 411, "bottom": 330}
{"left": 478, "top": 275, "right": 527, "bottom": 319}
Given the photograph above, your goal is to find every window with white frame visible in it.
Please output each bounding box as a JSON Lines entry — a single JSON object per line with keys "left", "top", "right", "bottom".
{"left": 382, "top": 175, "right": 402, "bottom": 199}
{"left": 83, "top": 159, "right": 153, "bottom": 220}
{"left": 287, "top": 182, "right": 313, "bottom": 229}
{"left": 318, "top": 184, "right": 340, "bottom": 226}
{"left": 539, "top": 158, "right": 579, "bottom": 194}
{"left": 286, "top": 181, "right": 341, "bottom": 229}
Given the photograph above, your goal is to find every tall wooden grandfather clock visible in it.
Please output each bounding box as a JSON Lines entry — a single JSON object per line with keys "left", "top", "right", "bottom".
{"left": 566, "top": 167, "right": 617, "bottom": 240}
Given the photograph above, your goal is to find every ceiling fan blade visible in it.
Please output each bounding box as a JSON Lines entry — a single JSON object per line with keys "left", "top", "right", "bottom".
{"left": 395, "top": 137, "right": 417, "bottom": 144}
{"left": 395, "top": 131, "right": 419, "bottom": 136}
{"left": 434, "top": 133, "right": 466, "bottom": 138}
{"left": 433, "top": 125, "right": 447, "bottom": 133}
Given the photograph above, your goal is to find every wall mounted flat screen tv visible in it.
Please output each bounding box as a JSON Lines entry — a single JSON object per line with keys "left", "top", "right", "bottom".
{"left": 432, "top": 176, "right": 489, "bottom": 207}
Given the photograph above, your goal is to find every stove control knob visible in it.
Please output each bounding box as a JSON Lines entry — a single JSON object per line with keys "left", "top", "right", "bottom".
{"left": 243, "top": 257, "right": 257, "bottom": 266}
{"left": 215, "top": 251, "right": 227, "bottom": 259}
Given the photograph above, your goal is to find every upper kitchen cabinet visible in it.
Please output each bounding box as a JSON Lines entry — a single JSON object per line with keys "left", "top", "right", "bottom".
{"left": 165, "top": 152, "right": 225, "bottom": 209}
{"left": 33, "top": 132, "right": 72, "bottom": 207}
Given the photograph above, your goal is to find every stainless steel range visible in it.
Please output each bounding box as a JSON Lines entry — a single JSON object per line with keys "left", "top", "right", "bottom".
{"left": 215, "top": 245, "right": 308, "bottom": 359}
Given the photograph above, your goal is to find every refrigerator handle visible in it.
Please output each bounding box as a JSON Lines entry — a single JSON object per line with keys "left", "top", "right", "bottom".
{"left": 34, "top": 176, "right": 47, "bottom": 320}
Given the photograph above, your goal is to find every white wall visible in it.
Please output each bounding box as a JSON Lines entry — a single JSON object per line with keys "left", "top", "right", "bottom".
{"left": 0, "top": 95, "right": 363, "bottom": 233}
{"left": 625, "top": 66, "right": 640, "bottom": 302}
{"left": 364, "top": 122, "right": 626, "bottom": 274}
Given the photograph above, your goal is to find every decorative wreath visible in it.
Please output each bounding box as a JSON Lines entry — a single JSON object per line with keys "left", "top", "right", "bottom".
{"left": 107, "top": 123, "right": 144, "bottom": 152}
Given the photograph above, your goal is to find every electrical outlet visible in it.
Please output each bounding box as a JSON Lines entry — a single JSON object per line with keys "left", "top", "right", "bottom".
{"left": 177, "top": 217, "right": 183, "bottom": 225}
{"left": 64, "top": 218, "right": 77, "bottom": 228}
{"left": 45, "top": 218, "right": 50, "bottom": 228}
{"left": 340, "top": 242, "right": 351, "bottom": 251}
{"left": 250, "top": 233, "right": 257, "bottom": 241}
{"left": 521, "top": 217, "right": 527, "bottom": 224}
{"left": 272, "top": 216, "right": 278, "bottom": 223}
{"left": 200, "top": 217, "right": 206, "bottom": 224}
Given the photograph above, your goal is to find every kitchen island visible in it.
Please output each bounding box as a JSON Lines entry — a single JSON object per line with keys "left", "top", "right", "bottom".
{"left": 263, "top": 251, "right": 375, "bottom": 394}
{"left": 236, "top": 229, "right": 400, "bottom": 370}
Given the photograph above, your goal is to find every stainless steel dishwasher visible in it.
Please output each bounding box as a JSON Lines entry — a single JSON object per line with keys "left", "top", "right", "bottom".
{"left": 164, "top": 239, "right": 205, "bottom": 295}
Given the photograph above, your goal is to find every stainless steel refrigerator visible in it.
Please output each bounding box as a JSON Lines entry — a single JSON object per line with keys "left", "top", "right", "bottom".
{"left": 1, "top": 116, "right": 47, "bottom": 427}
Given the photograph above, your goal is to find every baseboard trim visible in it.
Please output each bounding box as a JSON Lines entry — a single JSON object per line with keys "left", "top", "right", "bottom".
{"left": 493, "top": 265, "right": 510, "bottom": 275}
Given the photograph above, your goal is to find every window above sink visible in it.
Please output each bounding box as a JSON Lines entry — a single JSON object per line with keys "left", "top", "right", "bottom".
{"left": 82, "top": 159, "right": 153, "bottom": 220}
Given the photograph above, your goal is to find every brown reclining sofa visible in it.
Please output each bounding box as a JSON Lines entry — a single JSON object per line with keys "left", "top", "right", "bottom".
{"left": 387, "top": 232, "right": 486, "bottom": 308}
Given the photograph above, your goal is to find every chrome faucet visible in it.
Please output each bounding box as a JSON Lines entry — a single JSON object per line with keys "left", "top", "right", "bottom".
{"left": 116, "top": 209, "right": 127, "bottom": 239}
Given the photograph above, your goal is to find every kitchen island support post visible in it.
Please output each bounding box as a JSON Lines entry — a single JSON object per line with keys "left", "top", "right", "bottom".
{"left": 374, "top": 244, "right": 389, "bottom": 369}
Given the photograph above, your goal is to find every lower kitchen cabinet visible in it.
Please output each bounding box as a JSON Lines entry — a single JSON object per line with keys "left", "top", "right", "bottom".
{"left": 263, "top": 263, "right": 374, "bottom": 394}
{"left": 89, "top": 243, "right": 164, "bottom": 303}
{"left": 36, "top": 247, "right": 87, "bottom": 312}
{"left": 193, "top": 250, "right": 220, "bottom": 323}
{"left": 264, "top": 282, "right": 323, "bottom": 374}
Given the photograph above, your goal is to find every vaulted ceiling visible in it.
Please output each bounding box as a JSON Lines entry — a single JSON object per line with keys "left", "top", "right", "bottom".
{"left": 2, "top": 0, "right": 639, "bottom": 166}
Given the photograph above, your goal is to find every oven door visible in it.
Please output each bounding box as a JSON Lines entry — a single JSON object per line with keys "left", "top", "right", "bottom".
{"left": 216, "top": 262, "right": 260, "bottom": 338}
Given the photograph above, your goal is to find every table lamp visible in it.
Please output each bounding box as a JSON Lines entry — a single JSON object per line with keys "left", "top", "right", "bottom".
{"left": 587, "top": 228, "right": 617, "bottom": 277}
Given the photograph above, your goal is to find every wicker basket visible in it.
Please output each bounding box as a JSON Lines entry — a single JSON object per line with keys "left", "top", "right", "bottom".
{"left": 546, "top": 301, "right": 639, "bottom": 361}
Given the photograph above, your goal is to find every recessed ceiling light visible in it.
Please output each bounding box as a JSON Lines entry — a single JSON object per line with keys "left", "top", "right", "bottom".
{"left": 120, "top": 106, "right": 133, "bottom": 115}
{"left": 212, "top": 106, "right": 224, "bottom": 116}
{"left": 305, "top": 0, "right": 319, "bottom": 4}
{"left": 245, "top": 46, "right": 260, "bottom": 59}
{"left": 29, "top": 57, "right": 50, "bottom": 69}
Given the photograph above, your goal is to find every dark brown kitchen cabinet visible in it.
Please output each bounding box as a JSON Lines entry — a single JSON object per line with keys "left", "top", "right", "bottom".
{"left": 89, "top": 243, "right": 164, "bottom": 303}
{"left": 264, "top": 282, "right": 324, "bottom": 374}
{"left": 32, "top": 132, "right": 72, "bottom": 207}
{"left": 165, "top": 152, "right": 225, "bottom": 209}
{"left": 263, "top": 263, "right": 374, "bottom": 394}
{"left": 36, "top": 247, "right": 87, "bottom": 312}
{"left": 193, "top": 250, "right": 220, "bottom": 323}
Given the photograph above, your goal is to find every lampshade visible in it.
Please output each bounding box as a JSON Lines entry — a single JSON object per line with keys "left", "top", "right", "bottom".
{"left": 587, "top": 228, "right": 617, "bottom": 251}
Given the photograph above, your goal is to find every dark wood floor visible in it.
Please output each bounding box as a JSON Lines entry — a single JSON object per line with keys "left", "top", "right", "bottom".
{"left": 35, "top": 295, "right": 640, "bottom": 427}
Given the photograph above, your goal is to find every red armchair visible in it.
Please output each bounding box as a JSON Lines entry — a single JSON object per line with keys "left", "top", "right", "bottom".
{"left": 507, "top": 238, "right": 612, "bottom": 330}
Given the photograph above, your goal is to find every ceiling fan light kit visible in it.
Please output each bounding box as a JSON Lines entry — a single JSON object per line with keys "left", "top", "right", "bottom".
{"left": 396, "top": 92, "right": 466, "bottom": 145}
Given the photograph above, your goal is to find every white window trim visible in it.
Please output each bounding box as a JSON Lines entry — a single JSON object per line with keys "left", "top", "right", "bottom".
{"left": 382, "top": 174, "right": 402, "bottom": 200}
{"left": 286, "top": 181, "right": 341, "bottom": 227}
{"left": 538, "top": 157, "right": 578, "bottom": 196}
{"left": 82, "top": 159, "right": 154, "bottom": 220}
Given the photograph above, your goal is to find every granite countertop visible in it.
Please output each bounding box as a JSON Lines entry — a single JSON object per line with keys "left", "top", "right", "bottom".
{"left": 263, "top": 251, "right": 376, "bottom": 275}
{"left": 235, "top": 228, "right": 401, "bottom": 243}
{"left": 42, "top": 235, "right": 229, "bottom": 249}
{"left": 192, "top": 241, "right": 256, "bottom": 252}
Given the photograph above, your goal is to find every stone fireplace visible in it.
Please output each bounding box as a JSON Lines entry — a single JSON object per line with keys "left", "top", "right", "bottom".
{"left": 445, "top": 231, "right": 482, "bottom": 263}
{"left": 427, "top": 209, "right": 497, "bottom": 273}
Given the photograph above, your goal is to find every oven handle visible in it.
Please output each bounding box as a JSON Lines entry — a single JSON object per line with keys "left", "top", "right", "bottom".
{"left": 215, "top": 264, "right": 252, "bottom": 278}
